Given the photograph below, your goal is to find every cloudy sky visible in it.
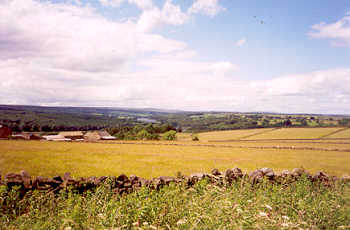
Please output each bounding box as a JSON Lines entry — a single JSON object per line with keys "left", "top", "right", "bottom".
{"left": 1, "top": 0, "right": 350, "bottom": 113}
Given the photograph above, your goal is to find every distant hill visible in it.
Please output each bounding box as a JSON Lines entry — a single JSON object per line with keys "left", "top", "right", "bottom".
{"left": 0, "top": 104, "right": 349, "bottom": 132}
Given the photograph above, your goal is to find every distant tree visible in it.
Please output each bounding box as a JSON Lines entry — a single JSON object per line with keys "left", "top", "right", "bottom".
{"left": 32, "top": 124, "right": 40, "bottom": 132}
{"left": 145, "top": 124, "right": 156, "bottom": 134}
{"left": 191, "top": 133, "right": 199, "bottom": 141}
{"left": 22, "top": 123, "right": 32, "bottom": 132}
{"left": 163, "top": 130, "right": 177, "bottom": 141}
{"left": 136, "top": 129, "right": 152, "bottom": 140}
{"left": 284, "top": 119, "right": 292, "bottom": 127}
{"left": 301, "top": 119, "right": 308, "bottom": 127}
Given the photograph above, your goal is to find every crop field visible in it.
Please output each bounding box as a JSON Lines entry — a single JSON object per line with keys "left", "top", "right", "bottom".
{"left": 1, "top": 137, "right": 350, "bottom": 178}
{"left": 242, "top": 127, "right": 343, "bottom": 140}
{"left": 327, "top": 128, "right": 350, "bottom": 139}
{"left": 196, "top": 128, "right": 276, "bottom": 141}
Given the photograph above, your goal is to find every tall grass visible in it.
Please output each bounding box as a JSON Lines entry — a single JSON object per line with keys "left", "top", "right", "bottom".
{"left": 1, "top": 178, "right": 349, "bottom": 229}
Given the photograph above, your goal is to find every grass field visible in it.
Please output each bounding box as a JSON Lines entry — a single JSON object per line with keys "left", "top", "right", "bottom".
{"left": 1, "top": 139, "right": 350, "bottom": 178}
{"left": 190, "top": 127, "right": 349, "bottom": 142}
{"left": 327, "top": 128, "right": 350, "bottom": 138}
{"left": 196, "top": 128, "right": 276, "bottom": 141}
{"left": 243, "top": 127, "right": 343, "bottom": 140}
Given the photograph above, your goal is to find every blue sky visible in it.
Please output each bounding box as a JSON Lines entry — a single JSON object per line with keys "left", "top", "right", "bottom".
{"left": 1, "top": 0, "right": 350, "bottom": 113}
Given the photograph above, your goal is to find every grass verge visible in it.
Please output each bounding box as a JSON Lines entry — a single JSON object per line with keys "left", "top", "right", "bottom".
{"left": 1, "top": 178, "right": 350, "bottom": 229}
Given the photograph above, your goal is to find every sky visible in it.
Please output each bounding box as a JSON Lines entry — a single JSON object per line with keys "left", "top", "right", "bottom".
{"left": 1, "top": 0, "right": 350, "bottom": 114}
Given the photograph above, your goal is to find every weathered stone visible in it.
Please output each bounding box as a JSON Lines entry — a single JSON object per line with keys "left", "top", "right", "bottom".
{"left": 32, "top": 176, "right": 61, "bottom": 190}
{"left": 117, "top": 174, "right": 129, "bottom": 182}
{"left": 249, "top": 170, "right": 264, "bottom": 184}
{"left": 225, "top": 168, "right": 243, "bottom": 180}
{"left": 291, "top": 168, "right": 309, "bottom": 177}
{"left": 341, "top": 175, "right": 350, "bottom": 183}
{"left": 139, "top": 178, "right": 151, "bottom": 187}
{"left": 190, "top": 173, "right": 207, "bottom": 180}
{"left": 20, "top": 170, "right": 31, "bottom": 189}
{"left": 313, "top": 171, "right": 329, "bottom": 182}
{"left": 211, "top": 168, "right": 221, "bottom": 176}
{"left": 159, "top": 176, "right": 176, "bottom": 185}
{"left": 53, "top": 176, "right": 63, "bottom": 182}
{"left": 261, "top": 168, "right": 275, "bottom": 179}
{"left": 281, "top": 170, "right": 291, "bottom": 177}
{"left": 5, "top": 173, "right": 23, "bottom": 188}
{"left": 152, "top": 177, "right": 165, "bottom": 190}
{"left": 129, "top": 175, "right": 138, "bottom": 182}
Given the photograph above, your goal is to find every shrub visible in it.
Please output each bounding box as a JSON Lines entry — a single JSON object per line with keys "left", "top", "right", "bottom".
{"left": 191, "top": 133, "right": 199, "bottom": 141}
{"left": 162, "top": 130, "right": 177, "bottom": 140}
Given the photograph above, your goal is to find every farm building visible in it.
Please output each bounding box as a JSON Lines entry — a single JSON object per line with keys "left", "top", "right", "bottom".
{"left": 42, "top": 135, "right": 71, "bottom": 141}
{"left": 12, "top": 133, "right": 43, "bottom": 140}
{"left": 0, "top": 125, "right": 12, "bottom": 139}
{"left": 84, "top": 130, "right": 116, "bottom": 141}
{"left": 58, "top": 131, "right": 84, "bottom": 140}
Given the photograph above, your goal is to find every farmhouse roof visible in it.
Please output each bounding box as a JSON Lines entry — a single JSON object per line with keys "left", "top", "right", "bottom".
{"left": 58, "top": 131, "right": 84, "bottom": 137}
{"left": 84, "top": 130, "right": 116, "bottom": 141}
{"left": 42, "top": 135, "right": 71, "bottom": 141}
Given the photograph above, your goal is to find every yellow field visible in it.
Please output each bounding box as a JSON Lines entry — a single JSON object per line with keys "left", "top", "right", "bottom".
{"left": 243, "top": 127, "right": 342, "bottom": 140}
{"left": 196, "top": 128, "right": 275, "bottom": 141}
{"left": 0, "top": 139, "right": 349, "bottom": 178}
{"left": 326, "top": 128, "right": 350, "bottom": 139}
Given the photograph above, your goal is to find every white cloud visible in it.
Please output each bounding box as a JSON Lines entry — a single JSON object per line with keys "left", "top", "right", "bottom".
{"left": 98, "top": 0, "right": 224, "bottom": 32}
{"left": 1, "top": 0, "right": 350, "bottom": 114}
{"left": 99, "top": 0, "right": 125, "bottom": 8}
{"left": 235, "top": 38, "right": 246, "bottom": 47}
{"left": 309, "top": 12, "right": 350, "bottom": 46}
{"left": 136, "top": 0, "right": 189, "bottom": 32}
{"left": 188, "top": 0, "right": 224, "bottom": 17}
{"left": 128, "top": 0, "right": 153, "bottom": 10}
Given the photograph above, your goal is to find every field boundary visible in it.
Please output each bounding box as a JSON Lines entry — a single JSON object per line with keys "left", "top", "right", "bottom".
{"left": 319, "top": 127, "right": 349, "bottom": 139}
{"left": 95, "top": 140, "right": 350, "bottom": 152}
{"left": 209, "top": 137, "right": 350, "bottom": 142}
{"left": 238, "top": 128, "right": 280, "bottom": 140}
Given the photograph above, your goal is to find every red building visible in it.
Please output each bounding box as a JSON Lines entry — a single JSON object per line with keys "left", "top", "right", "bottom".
{"left": 0, "top": 125, "right": 12, "bottom": 139}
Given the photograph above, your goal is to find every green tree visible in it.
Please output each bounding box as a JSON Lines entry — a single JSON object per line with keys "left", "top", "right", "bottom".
{"left": 163, "top": 130, "right": 177, "bottom": 140}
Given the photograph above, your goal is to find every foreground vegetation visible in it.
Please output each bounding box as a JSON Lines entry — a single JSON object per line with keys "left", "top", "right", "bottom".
{"left": 1, "top": 177, "right": 349, "bottom": 229}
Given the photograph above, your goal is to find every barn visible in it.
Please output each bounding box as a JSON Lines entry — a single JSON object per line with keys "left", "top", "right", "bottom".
{"left": 58, "top": 131, "right": 84, "bottom": 141}
{"left": 12, "top": 133, "right": 44, "bottom": 140}
{"left": 0, "top": 125, "right": 12, "bottom": 139}
{"left": 84, "top": 130, "right": 116, "bottom": 142}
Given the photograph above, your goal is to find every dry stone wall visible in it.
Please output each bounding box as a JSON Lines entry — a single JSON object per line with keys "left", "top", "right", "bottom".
{"left": 1, "top": 168, "right": 350, "bottom": 196}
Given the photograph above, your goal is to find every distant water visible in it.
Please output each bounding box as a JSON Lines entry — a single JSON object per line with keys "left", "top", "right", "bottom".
{"left": 137, "top": 118, "right": 160, "bottom": 123}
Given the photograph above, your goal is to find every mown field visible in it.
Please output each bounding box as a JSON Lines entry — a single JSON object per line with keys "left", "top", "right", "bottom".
{"left": 1, "top": 127, "right": 350, "bottom": 178}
